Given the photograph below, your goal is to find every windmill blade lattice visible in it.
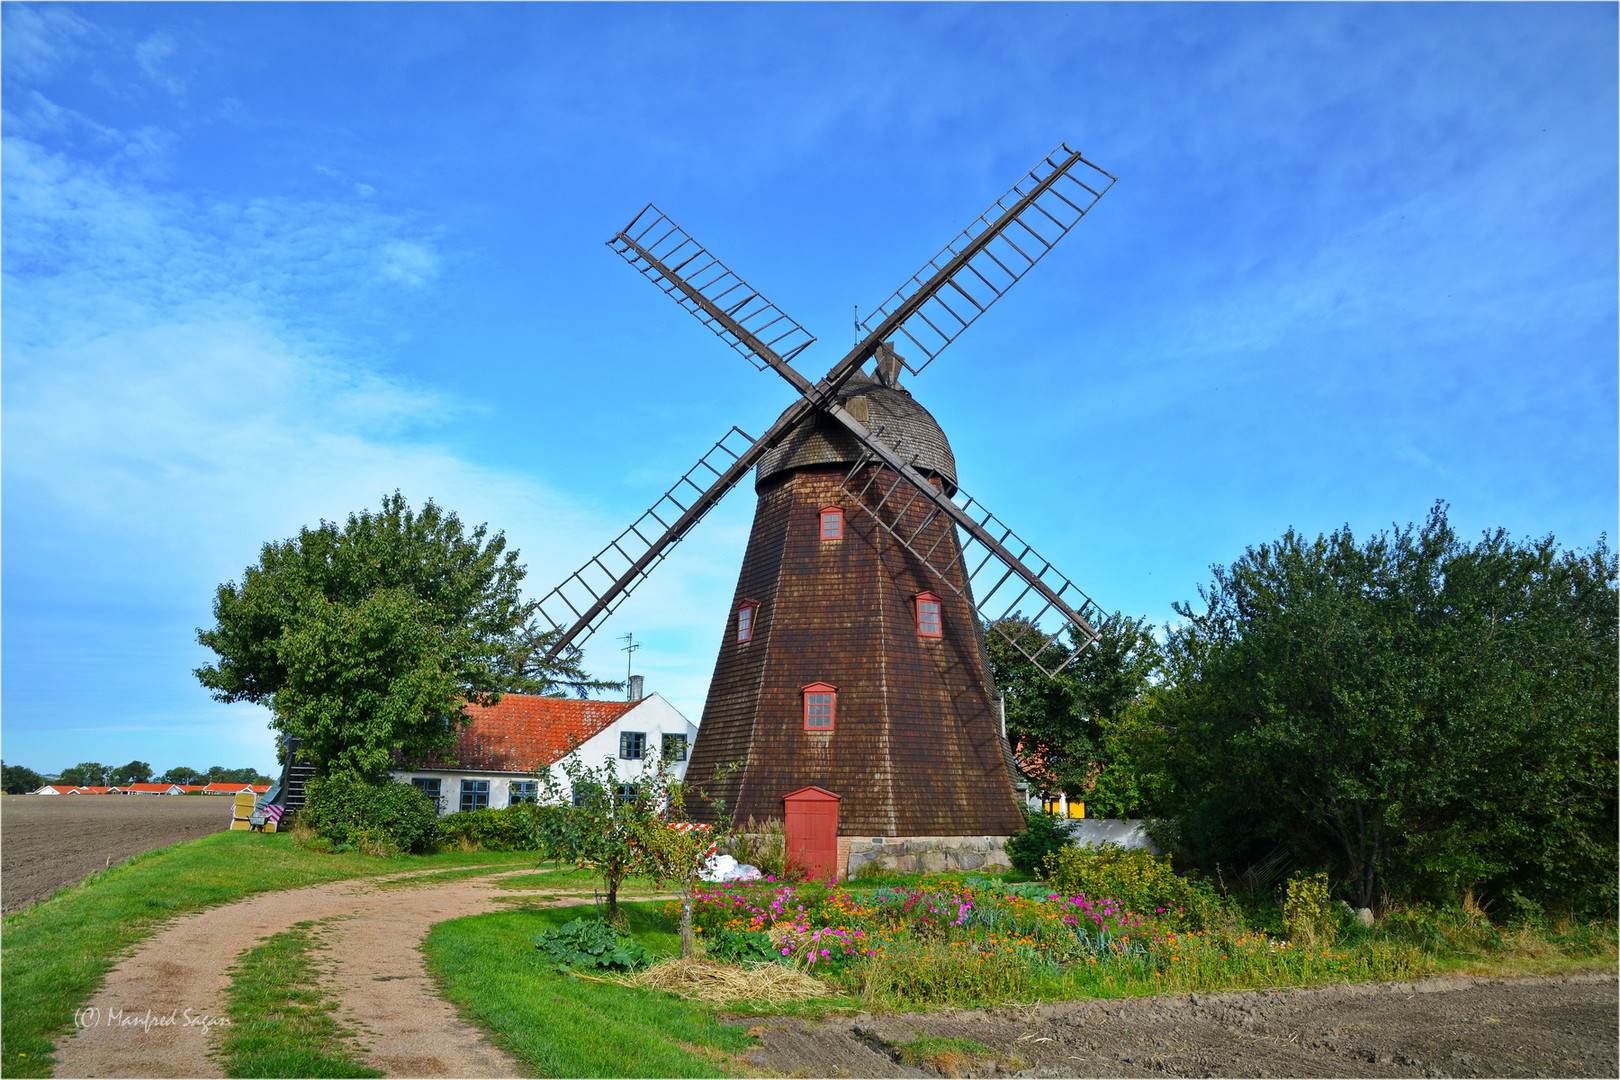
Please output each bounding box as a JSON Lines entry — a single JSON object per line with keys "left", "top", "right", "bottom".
{"left": 858, "top": 144, "right": 1115, "bottom": 376}
{"left": 610, "top": 205, "right": 817, "bottom": 372}
{"left": 533, "top": 426, "right": 759, "bottom": 648}
{"left": 840, "top": 442, "right": 1103, "bottom": 677}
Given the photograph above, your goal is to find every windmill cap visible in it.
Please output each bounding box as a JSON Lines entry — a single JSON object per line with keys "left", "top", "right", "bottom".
{"left": 755, "top": 370, "right": 958, "bottom": 493}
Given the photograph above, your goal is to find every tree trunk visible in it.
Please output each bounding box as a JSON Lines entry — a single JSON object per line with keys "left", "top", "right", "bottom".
{"left": 606, "top": 881, "right": 619, "bottom": 922}
{"left": 679, "top": 892, "right": 696, "bottom": 958}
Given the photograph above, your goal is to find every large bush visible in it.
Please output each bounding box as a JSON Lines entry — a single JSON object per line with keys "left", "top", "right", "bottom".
{"left": 439, "top": 802, "right": 570, "bottom": 853}
{"left": 1043, "top": 843, "right": 1221, "bottom": 926}
{"left": 300, "top": 775, "right": 440, "bottom": 855}
{"left": 1004, "top": 808, "right": 1072, "bottom": 875}
{"left": 1159, "top": 505, "right": 1617, "bottom": 914}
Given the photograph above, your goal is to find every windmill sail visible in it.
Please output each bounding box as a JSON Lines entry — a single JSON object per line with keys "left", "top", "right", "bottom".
{"left": 840, "top": 449, "right": 1103, "bottom": 676}
{"left": 610, "top": 205, "right": 817, "bottom": 372}
{"left": 857, "top": 144, "right": 1115, "bottom": 376}
{"left": 825, "top": 404, "right": 1102, "bottom": 676}
{"left": 532, "top": 426, "right": 760, "bottom": 653}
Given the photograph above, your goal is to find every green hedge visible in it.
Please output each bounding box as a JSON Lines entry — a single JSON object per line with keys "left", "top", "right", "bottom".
{"left": 301, "top": 776, "right": 440, "bottom": 855}
{"left": 439, "top": 802, "right": 570, "bottom": 852}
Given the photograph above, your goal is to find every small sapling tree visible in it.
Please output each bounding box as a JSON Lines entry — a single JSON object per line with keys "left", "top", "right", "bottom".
{"left": 544, "top": 755, "right": 653, "bottom": 923}
{"left": 634, "top": 761, "right": 737, "bottom": 958}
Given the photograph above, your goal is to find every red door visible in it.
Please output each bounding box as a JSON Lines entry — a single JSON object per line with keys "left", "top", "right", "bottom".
{"left": 783, "top": 786, "right": 840, "bottom": 881}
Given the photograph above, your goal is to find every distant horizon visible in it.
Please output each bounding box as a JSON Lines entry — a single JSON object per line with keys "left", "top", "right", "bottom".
{"left": 5, "top": 2, "right": 1614, "bottom": 777}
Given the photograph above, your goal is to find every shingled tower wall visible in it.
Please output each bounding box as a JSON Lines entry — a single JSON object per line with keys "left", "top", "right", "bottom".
{"left": 686, "top": 374, "right": 1024, "bottom": 872}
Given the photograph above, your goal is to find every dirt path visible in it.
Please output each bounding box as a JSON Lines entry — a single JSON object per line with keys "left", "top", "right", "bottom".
{"left": 54, "top": 870, "right": 591, "bottom": 1079}
{"left": 745, "top": 971, "right": 1620, "bottom": 1078}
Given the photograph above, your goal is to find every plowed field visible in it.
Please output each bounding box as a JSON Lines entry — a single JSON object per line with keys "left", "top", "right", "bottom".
{"left": 0, "top": 794, "right": 232, "bottom": 914}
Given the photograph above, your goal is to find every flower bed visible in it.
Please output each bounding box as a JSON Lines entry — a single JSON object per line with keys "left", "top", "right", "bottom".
{"left": 665, "top": 874, "right": 1431, "bottom": 1005}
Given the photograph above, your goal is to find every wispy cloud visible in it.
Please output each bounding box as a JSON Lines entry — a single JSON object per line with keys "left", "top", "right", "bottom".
{"left": 1, "top": 3, "right": 95, "bottom": 81}
{"left": 1, "top": 114, "right": 614, "bottom": 768}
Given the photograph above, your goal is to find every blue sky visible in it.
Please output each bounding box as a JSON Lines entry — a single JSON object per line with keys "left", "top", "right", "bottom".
{"left": 4, "top": 2, "right": 1614, "bottom": 778}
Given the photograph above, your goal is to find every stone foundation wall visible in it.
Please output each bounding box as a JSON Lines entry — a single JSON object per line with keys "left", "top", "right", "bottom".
{"left": 843, "top": 835, "right": 1011, "bottom": 878}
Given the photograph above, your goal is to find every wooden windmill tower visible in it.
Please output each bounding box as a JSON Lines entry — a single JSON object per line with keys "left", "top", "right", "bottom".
{"left": 534, "top": 145, "right": 1116, "bottom": 875}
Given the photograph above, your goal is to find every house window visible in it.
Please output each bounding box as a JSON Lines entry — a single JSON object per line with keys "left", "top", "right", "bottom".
{"left": 410, "top": 777, "right": 442, "bottom": 810}
{"left": 508, "top": 780, "right": 539, "bottom": 804}
{"left": 619, "top": 731, "right": 646, "bottom": 760}
{"left": 572, "top": 782, "right": 604, "bottom": 808}
{"left": 736, "top": 599, "right": 759, "bottom": 643}
{"left": 819, "top": 506, "right": 844, "bottom": 540}
{"left": 916, "top": 592, "right": 943, "bottom": 638}
{"left": 803, "top": 682, "right": 837, "bottom": 731}
{"left": 662, "top": 733, "right": 688, "bottom": 761}
{"left": 615, "top": 783, "right": 640, "bottom": 805}
{"left": 460, "top": 779, "right": 490, "bottom": 812}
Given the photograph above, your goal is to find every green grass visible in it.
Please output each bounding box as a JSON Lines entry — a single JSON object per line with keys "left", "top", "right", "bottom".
{"left": 892, "top": 1034, "right": 1017, "bottom": 1073}
{"left": 0, "top": 831, "right": 536, "bottom": 1078}
{"left": 423, "top": 903, "right": 756, "bottom": 1078}
{"left": 492, "top": 869, "right": 600, "bottom": 891}
{"left": 218, "top": 921, "right": 381, "bottom": 1078}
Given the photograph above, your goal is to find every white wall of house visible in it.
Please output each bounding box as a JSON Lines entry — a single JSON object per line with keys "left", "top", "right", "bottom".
{"left": 391, "top": 694, "right": 699, "bottom": 816}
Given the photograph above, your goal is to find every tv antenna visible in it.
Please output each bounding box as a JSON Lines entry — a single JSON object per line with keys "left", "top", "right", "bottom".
{"left": 619, "top": 631, "right": 641, "bottom": 684}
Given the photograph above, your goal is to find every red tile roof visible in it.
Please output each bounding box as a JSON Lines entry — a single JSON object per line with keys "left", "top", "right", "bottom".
{"left": 414, "top": 695, "right": 636, "bottom": 774}
{"left": 202, "top": 782, "right": 257, "bottom": 793}
{"left": 121, "top": 783, "right": 177, "bottom": 793}
{"left": 68, "top": 786, "right": 113, "bottom": 794}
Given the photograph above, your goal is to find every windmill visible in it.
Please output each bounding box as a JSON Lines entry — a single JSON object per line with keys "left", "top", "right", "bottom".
{"left": 534, "top": 144, "right": 1116, "bottom": 875}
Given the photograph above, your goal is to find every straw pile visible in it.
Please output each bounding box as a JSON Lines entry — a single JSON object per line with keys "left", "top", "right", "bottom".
{"left": 629, "top": 957, "right": 835, "bottom": 1003}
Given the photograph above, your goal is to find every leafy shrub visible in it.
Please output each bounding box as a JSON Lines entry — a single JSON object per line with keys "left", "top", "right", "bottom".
{"left": 702, "top": 927, "right": 780, "bottom": 965}
{"left": 1005, "top": 808, "right": 1072, "bottom": 875}
{"left": 439, "top": 803, "right": 570, "bottom": 853}
{"left": 728, "top": 817, "right": 788, "bottom": 878}
{"left": 534, "top": 917, "right": 652, "bottom": 973}
{"left": 301, "top": 775, "right": 440, "bottom": 855}
{"left": 1282, "top": 870, "right": 1334, "bottom": 946}
{"left": 1043, "top": 842, "right": 1222, "bottom": 926}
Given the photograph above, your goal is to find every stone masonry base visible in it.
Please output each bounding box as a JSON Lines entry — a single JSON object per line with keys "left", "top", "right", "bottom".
{"left": 842, "top": 835, "right": 1011, "bottom": 879}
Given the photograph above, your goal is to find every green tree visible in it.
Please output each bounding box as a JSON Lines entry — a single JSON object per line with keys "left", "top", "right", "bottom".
{"left": 195, "top": 494, "right": 529, "bottom": 779}
{"left": 543, "top": 755, "right": 655, "bottom": 923}
{"left": 497, "top": 621, "right": 623, "bottom": 698}
{"left": 633, "top": 763, "right": 735, "bottom": 958}
{"left": 3, "top": 763, "right": 45, "bottom": 794}
{"left": 160, "top": 766, "right": 204, "bottom": 785}
{"left": 1159, "top": 504, "right": 1617, "bottom": 913}
{"left": 58, "top": 762, "right": 109, "bottom": 787}
{"left": 107, "top": 761, "right": 153, "bottom": 786}
{"left": 988, "top": 613, "right": 1162, "bottom": 808}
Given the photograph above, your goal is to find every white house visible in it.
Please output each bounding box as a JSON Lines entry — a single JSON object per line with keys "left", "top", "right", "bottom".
{"left": 390, "top": 689, "right": 698, "bottom": 816}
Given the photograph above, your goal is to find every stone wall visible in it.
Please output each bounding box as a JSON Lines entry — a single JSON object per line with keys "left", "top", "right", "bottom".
{"left": 844, "top": 835, "right": 1012, "bottom": 878}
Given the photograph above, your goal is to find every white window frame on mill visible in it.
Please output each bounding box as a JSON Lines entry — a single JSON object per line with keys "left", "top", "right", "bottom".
{"left": 915, "top": 591, "right": 943, "bottom": 638}
{"left": 802, "top": 681, "right": 837, "bottom": 731}
{"left": 736, "top": 598, "right": 759, "bottom": 643}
